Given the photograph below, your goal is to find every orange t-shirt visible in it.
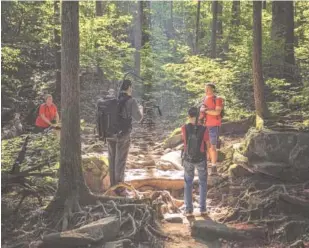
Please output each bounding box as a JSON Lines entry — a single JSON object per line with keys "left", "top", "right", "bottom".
{"left": 201, "top": 96, "right": 223, "bottom": 127}
{"left": 35, "top": 103, "right": 58, "bottom": 128}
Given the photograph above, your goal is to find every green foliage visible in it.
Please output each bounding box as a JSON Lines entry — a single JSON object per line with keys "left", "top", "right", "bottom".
{"left": 1, "top": 1, "right": 309, "bottom": 125}
{"left": 164, "top": 55, "right": 252, "bottom": 121}
{"left": 1, "top": 133, "right": 60, "bottom": 172}
{"left": 79, "top": 1, "right": 133, "bottom": 81}
{"left": 1, "top": 47, "right": 22, "bottom": 72}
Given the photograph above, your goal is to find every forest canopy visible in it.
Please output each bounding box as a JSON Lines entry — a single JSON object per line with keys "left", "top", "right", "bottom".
{"left": 1, "top": 1, "right": 309, "bottom": 126}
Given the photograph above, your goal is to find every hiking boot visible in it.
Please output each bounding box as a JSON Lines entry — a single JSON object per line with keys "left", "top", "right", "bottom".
{"left": 210, "top": 166, "right": 218, "bottom": 175}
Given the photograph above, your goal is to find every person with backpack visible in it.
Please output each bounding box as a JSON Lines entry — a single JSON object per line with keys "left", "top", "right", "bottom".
{"left": 181, "top": 107, "right": 209, "bottom": 216}
{"left": 97, "top": 79, "right": 143, "bottom": 195}
{"left": 35, "top": 94, "right": 59, "bottom": 133}
{"left": 200, "top": 83, "right": 224, "bottom": 175}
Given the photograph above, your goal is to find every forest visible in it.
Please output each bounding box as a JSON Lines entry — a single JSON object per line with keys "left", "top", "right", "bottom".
{"left": 1, "top": 1, "right": 309, "bottom": 248}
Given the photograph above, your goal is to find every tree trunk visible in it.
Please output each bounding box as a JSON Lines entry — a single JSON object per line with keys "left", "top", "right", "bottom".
{"left": 252, "top": 1, "right": 268, "bottom": 124}
{"left": 165, "top": 1, "right": 175, "bottom": 40}
{"left": 48, "top": 2, "right": 89, "bottom": 229}
{"left": 262, "top": 0, "right": 267, "bottom": 10}
{"left": 170, "top": 1, "right": 173, "bottom": 24}
{"left": 134, "top": 1, "right": 142, "bottom": 77}
{"left": 195, "top": 0, "right": 201, "bottom": 54}
{"left": 217, "top": 1, "right": 223, "bottom": 40}
{"left": 284, "top": 0, "right": 296, "bottom": 80}
{"left": 54, "top": 0, "right": 61, "bottom": 100}
{"left": 210, "top": 0, "right": 218, "bottom": 58}
{"left": 96, "top": 1, "right": 103, "bottom": 17}
{"left": 141, "top": 1, "right": 150, "bottom": 46}
{"left": 271, "top": 1, "right": 296, "bottom": 81}
{"left": 231, "top": 0, "right": 240, "bottom": 27}
{"left": 270, "top": 1, "right": 286, "bottom": 78}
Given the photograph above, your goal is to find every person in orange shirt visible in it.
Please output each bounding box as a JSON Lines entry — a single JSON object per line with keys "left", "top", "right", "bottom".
{"left": 35, "top": 94, "right": 59, "bottom": 133}
{"left": 199, "top": 83, "right": 223, "bottom": 175}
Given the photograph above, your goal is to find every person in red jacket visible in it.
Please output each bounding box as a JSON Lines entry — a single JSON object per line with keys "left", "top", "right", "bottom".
{"left": 199, "top": 83, "right": 223, "bottom": 175}
{"left": 35, "top": 94, "right": 59, "bottom": 133}
{"left": 181, "top": 107, "right": 209, "bottom": 216}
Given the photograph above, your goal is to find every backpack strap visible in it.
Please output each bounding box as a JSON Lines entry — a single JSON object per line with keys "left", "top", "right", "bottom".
{"left": 184, "top": 124, "right": 190, "bottom": 148}
{"left": 213, "top": 95, "right": 221, "bottom": 120}
{"left": 118, "top": 95, "right": 131, "bottom": 118}
{"left": 194, "top": 108, "right": 200, "bottom": 133}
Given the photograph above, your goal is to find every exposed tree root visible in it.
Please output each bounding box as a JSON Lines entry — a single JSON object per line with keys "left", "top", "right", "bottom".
{"left": 36, "top": 183, "right": 172, "bottom": 248}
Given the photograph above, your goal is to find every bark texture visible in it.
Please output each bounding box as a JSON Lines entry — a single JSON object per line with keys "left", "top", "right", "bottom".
{"left": 252, "top": 1, "right": 268, "bottom": 121}
{"left": 47, "top": 3, "right": 90, "bottom": 227}
{"left": 195, "top": 0, "right": 201, "bottom": 54}
{"left": 54, "top": 0, "right": 61, "bottom": 99}
{"left": 271, "top": 1, "right": 296, "bottom": 80}
{"left": 210, "top": 0, "right": 218, "bottom": 58}
{"left": 231, "top": 1, "right": 240, "bottom": 27}
{"left": 134, "top": 1, "right": 142, "bottom": 76}
{"left": 96, "top": 1, "right": 103, "bottom": 17}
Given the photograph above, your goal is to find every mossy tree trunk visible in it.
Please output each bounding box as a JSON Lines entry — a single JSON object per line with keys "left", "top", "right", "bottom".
{"left": 252, "top": 1, "right": 269, "bottom": 128}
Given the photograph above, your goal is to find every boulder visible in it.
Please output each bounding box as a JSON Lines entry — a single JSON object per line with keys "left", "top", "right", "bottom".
{"left": 207, "top": 174, "right": 226, "bottom": 188}
{"left": 244, "top": 130, "right": 309, "bottom": 170}
{"left": 163, "top": 128, "right": 182, "bottom": 149}
{"left": 164, "top": 213, "right": 183, "bottom": 224}
{"left": 156, "top": 160, "right": 176, "bottom": 171}
{"left": 136, "top": 158, "right": 156, "bottom": 168}
{"left": 251, "top": 161, "right": 293, "bottom": 180}
{"left": 229, "top": 164, "right": 251, "bottom": 178}
{"left": 160, "top": 151, "right": 183, "bottom": 170}
{"left": 43, "top": 216, "right": 120, "bottom": 248}
{"left": 82, "top": 153, "right": 109, "bottom": 192}
{"left": 175, "top": 143, "right": 184, "bottom": 151}
{"left": 164, "top": 148, "right": 172, "bottom": 154}
{"left": 233, "top": 150, "right": 248, "bottom": 165}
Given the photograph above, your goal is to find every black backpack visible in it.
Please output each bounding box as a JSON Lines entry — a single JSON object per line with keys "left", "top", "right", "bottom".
{"left": 96, "top": 95, "right": 132, "bottom": 141}
{"left": 184, "top": 123, "right": 206, "bottom": 163}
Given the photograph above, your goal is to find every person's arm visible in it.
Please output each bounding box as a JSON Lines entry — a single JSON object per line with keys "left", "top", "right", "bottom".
{"left": 205, "top": 98, "right": 223, "bottom": 116}
{"left": 55, "top": 112, "right": 60, "bottom": 124}
{"left": 131, "top": 99, "right": 143, "bottom": 122}
{"left": 205, "top": 106, "right": 222, "bottom": 116}
{"left": 40, "top": 113, "right": 53, "bottom": 126}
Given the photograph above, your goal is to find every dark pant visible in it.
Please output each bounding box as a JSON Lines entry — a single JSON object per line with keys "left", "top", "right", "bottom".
{"left": 183, "top": 160, "right": 208, "bottom": 212}
{"left": 107, "top": 133, "right": 131, "bottom": 187}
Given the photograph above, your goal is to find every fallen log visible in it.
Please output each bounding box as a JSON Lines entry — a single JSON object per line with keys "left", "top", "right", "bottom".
{"left": 191, "top": 219, "right": 266, "bottom": 242}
